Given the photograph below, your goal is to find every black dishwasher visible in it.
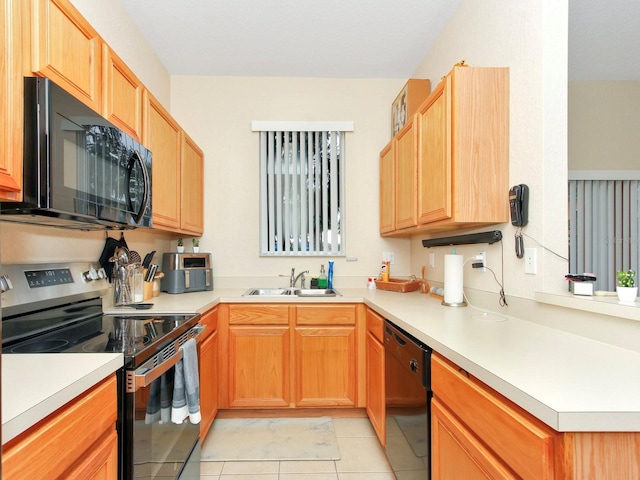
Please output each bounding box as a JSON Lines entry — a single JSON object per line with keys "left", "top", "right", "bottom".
{"left": 384, "top": 320, "right": 432, "bottom": 479}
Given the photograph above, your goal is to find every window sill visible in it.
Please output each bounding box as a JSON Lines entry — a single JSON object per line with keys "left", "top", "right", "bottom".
{"left": 535, "top": 291, "right": 640, "bottom": 322}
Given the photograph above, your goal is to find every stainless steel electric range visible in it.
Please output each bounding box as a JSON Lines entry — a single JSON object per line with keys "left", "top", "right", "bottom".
{"left": 1, "top": 262, "right": 203, "bottom": 480}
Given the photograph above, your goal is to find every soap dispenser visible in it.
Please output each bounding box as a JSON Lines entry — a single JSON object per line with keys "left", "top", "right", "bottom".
{"left": 318, "top": 265, "right": 327, "bottom": 288}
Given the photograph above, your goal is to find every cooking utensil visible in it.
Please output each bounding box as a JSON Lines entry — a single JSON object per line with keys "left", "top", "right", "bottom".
{"left": 142, "top": 251, "right": 156, "bottom": 269}
{"left": 129, "top": 250, "right": 142, "bottom": 265}
{"left": 116, "top": 303, "right": 154, "bottom": 310}
{"left": 145, "top": 264, "right": 158, "bottom": 282}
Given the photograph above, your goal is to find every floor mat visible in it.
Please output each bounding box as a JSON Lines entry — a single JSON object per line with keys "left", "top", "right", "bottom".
{"left": 201, "top": 416, "right": 341, "bottom": 461}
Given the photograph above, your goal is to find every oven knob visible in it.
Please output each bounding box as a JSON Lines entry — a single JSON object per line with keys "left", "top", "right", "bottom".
{"left": 83, "top": 267, "right": 99, "bottom": 282}
{"left": 0, "top": 274, "right": 13, "bottom": 293}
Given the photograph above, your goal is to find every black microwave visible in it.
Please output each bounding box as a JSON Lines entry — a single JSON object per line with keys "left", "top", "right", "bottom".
{"left": 0, "top": 77, "right": 152, "bottom": 230}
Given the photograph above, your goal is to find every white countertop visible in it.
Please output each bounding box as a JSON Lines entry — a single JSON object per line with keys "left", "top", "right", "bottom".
{"left": 5, "top": 286, "right": 639, "bottom": 443}
{"left": 2, "top": 353, "right": 123, "bottom": 444}
{"left": 107, "top": 287, "right": 640, "bottom": 433}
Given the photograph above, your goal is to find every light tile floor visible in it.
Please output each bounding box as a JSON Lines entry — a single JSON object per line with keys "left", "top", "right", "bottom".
{"left": 199, "top": 417, "right": 395, "bottom": 480}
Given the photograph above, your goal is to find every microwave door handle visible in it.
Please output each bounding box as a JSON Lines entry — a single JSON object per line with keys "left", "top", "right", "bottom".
{"left": 127, "top": 150, "right": 151, "bottom": 225}
{"left": 126, "top": 349, "right": 182, "bottom": 393}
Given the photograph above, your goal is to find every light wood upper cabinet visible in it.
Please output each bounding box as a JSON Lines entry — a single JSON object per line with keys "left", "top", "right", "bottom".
{"left": 103, "top": 45, "right": 143, "bottom": 140}
{"left": 180, "top": 131, "right": 205, "bottom": 234}
{"left": 143, "top": 90, "right": 205, "bottom": 235}
{"left": 30, "top": 0, "right": 101, "bottom": 111}
{"left": 418, "top": 79, "right": 450, "bottom": 224}
{"left": 143, "top": 89, "right": 182, "bottom": 231}
{"left": 379, "top": 141, "right": 395, "bottom": 234}
{"left": 417, "top": 66, "right": 509, "bottom": 231}
{"left": 381, "top": 65, "right": 509, "bottom": 236}
{"left": 395, "top": 119, "right": 418, "bottom": 230}
{"left": 2, "top": 375, "right": 118, "bottom": 480}
{"left": 0, "top": 0, "right": 23, "bottom": 201}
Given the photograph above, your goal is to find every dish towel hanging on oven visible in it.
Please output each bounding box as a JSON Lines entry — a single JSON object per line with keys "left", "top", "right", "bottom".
{"left": 145, "top": 370, "right": 174, "bottom": 424}
{"left": 171, "top": 338, "right": 201, "bottom": 424}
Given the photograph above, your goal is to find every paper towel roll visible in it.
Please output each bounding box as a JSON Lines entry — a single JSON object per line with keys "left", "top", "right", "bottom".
{"left": 443, "top": 254, "right": 464, "bottom": 305}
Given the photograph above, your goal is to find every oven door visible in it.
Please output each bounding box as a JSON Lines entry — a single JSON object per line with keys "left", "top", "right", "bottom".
{"left": 122, "top": 344, "right": 200, "bottom": 479}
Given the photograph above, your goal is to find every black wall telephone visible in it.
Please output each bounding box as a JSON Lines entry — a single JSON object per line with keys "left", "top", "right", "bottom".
{"left": 509, "top": 184, "right": 529, "bottom": 227}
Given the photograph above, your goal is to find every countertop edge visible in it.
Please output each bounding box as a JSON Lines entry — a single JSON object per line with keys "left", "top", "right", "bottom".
{"left": 2, "top": 353, "right": 123, "bottom": 444}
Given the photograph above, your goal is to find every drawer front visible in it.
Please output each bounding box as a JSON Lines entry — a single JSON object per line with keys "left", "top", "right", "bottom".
{"left": 366, "top": 307, "right": 384, "bottom": 342}
{"left": 432, "top": 354, "right": 561, "bottom": 480}
{"left": 228, "top": 304, "right": 289, "bottom": 325}
{"left": 296, "top": 304, "right": 356, "bottom": 325}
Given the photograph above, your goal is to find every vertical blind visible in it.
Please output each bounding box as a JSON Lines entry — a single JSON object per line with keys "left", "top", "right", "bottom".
{"left": 569, "top": 178, "right": 640, "bottom": 291}
{"left": 253, "top": 122, "right": 352, "bottom": 256}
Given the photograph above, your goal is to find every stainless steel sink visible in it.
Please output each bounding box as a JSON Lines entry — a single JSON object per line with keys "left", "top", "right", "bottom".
{"left": 294, "top": 288, "right": 340, "bottom": 297}
{"left": 242, "top": 288, "right": 340, "bottom": 297}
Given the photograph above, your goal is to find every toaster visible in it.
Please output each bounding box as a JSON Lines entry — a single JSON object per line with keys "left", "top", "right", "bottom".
{"left": 160, "top": 252, "right": 213, "bottom": 294}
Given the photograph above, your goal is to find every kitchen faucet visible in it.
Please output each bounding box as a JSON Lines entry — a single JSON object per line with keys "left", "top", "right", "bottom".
{"left": 290, "top": 268, "right": 309, "bottom": 288}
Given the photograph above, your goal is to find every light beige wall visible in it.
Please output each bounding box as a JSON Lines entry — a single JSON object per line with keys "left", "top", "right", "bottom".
{"left": 169, "top": 76, "right": 412, "bottom": 287}
{"left": 569, "top": 81, "right": 640, "bottom": 171}
{"left": 69, "top": 0, "right": 171, "bottom": 104}
{"left": 408, "top": 0, "right": 569, "bottom": 302}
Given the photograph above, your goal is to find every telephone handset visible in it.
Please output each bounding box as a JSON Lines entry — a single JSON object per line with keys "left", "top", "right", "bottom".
{"left": 509, "top": 184, "right": 529, "bottom": 227}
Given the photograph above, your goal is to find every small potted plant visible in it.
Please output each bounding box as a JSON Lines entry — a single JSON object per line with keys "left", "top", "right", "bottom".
{"left": 192, "top": 238, "right": 200, "bottom": 253}
{"left": 616, "top": 269, "right": 637, "bottom": 303}
{"left": 177, "top": 238, "right": 184, "bottom": 253}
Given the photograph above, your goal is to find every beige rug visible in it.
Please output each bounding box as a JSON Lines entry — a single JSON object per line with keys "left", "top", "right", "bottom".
{"left": 201, "top": 417, "right": 341, "bottom": 461}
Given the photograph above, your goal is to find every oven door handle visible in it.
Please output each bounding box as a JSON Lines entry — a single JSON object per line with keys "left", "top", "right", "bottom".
{"left": 125, "top": 323, "right": 207, "bottom": 393}
{"left": 126, "top": 349, "right": 183, "bottom": 393}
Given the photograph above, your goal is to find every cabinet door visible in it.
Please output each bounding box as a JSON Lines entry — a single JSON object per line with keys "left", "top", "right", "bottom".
{"left": 102, "top": 45, "right": 142, "bottom": 140}
{"left": 432, "top": 354, "right": 561, "bottom": 480}
{"left": 379, "top": 140, "right": 395, "bottom": 234}
{"left": 2, "top": 375, "right": 117, "bottom": 480}
{"left": 180, "top": 131, "right": 204, "bottom": 235}
{"left": 199, "top": 329, "right": 218, "bottom": 438}
{"left": 418, "top": 79, "right": 451, "bottom": 224}
{"left": 294, "top": 325, "right": 356, "bottom": 406}
{"left": 395, "top": 119, "right": 418, "bottom": 230}
{"left": 143, "top": 90, "right": 181, "bottom": 230}
{"left": 228, "top": 325, "right": 291, "bottom": 407}
{"left": 432, "top": 398, "right": 515, "bottom": 480}
{"left": 64, "top": 430, "right": 118, "bottom": 480}
{"left": 31, "top": 0, "right": 101, "bottom": 111}
{"left": 366, "top": 331, "right": 385, "bottom": 444}
{"left": 0, "top": 0, "right": 23, "bottom": 200}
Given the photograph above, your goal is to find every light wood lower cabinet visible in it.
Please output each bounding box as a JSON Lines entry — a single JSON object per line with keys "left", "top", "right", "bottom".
{"left": 219, "top": 303, "right": 361, "bottom": 409}
{"left": 432, "top": 398, "right": 515, "bottom": 480}
{"left": 432, "top": 352, "right": 640, "bottom": 479}
{"left": 294, "top": 305, "right": 357, "bottom": 407}
{"left": 198, "top": 306, "right": 219, "bottom": 438}
{"left": 432, "top": 353, "right": 562, "bottom": 480}
{"left": 2, "top": 375, "right": 118, "bottom": 480}
{"left": 365, "top": 307, "right": 385, "bottom": 444}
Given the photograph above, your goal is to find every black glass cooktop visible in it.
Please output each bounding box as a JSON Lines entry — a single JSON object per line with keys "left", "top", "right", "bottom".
{"left": 1, "top": 297, "right": 198, "bottom": 367}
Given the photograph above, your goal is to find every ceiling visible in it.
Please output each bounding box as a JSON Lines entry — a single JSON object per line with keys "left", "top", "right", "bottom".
{"left": 121, "top": 0, "right": 640, "bottom": 80}
{"left": 569, "top": 0, "right": 640, "bottom": 80}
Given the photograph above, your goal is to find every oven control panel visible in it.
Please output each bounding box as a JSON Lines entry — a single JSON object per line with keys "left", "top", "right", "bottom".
{"left": 25, "top": 268, "right": 74, "bottom": 288}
